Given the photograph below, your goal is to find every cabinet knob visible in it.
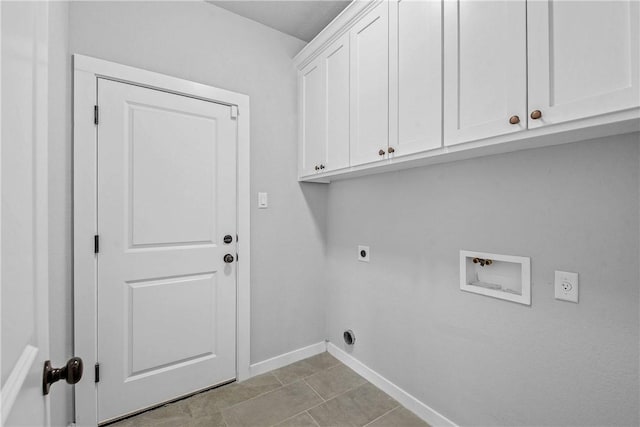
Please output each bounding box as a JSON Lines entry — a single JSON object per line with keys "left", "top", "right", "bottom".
{"left": 378, "top": 149, "right": 386, "bottom": 156}
{"left": 314, "top": 165, "right": 319, "bottom": 171}
{"left": 388, "top": 147, "right": 395, "bottom": 153}
{"left": 509, "top": 115, "right": 520, "bottom": 125}
{"left": 530, "top": 110, "right": 542, "bottom": 120}
{"left": 319, "top": 164, "right": 325, "bottom": 169}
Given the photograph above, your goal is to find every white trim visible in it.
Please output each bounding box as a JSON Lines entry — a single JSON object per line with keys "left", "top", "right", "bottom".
{"left": 293, "top": 0, "right": 379, "bottom": 70}
{"left": 327, "top": 343, "right": 457, "bottom": 427}
{"left": 249, "top": 342, "right": 327, "bottom": 378}
{"left": 1, "top": 345, "right": 39, "bottom": 425}
{"left": 73, "top": 54, "right": 251, "bottom": 425}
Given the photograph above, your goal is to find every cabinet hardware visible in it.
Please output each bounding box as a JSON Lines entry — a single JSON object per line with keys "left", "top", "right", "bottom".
{"left": 378, "top": 149, "right": 386, "bottom": 156}
{"left": 223, "top": 253, "right": 234, "bottom": 263}
{"left": 530, "top": 110, "right": 542, "bottom": 120}
{"left": 314, "top": 165, "right": 319, "bottom": 171}
{"left": 319, "top": 164, "right": 325, "bottom": 169}
{"left": 388, "top": 147, "right": 395, "bottom": 153}
{"left": 509, "top": 115, "right": 520, "bottom": 124}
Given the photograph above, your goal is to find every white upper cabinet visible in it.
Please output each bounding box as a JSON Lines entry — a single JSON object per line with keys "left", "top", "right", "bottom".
{"left": 295, "top": 0, "right": 639, "bottom": 182}
{"left": 389, "top": 0, "right": 443, "bottom": 156}
{"left": 350, "top": 1, "right": 389, "bottom": 166}
{"left": 300, "top": 58, "right": 326, "bottom": 176}
{"left": 444, "top": 0, "right": 528, "bottom": 146}
{"left": 325, "top": 33, "right": 351, "bottom": 171}
{"left": 527, "top": 0, "right": 639, "bottom": 127}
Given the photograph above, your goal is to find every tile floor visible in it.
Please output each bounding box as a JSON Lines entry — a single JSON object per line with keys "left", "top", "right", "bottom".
{"left": 108, "top": 352, "right": 429, "bottom": 427}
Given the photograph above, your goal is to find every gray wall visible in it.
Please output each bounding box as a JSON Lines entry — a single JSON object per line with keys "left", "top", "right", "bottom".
{"left": 325, "top": 133, "right": 640, "bottom": 426}
{"left": 50, "top": 2, "right": 327, "bottom": 425}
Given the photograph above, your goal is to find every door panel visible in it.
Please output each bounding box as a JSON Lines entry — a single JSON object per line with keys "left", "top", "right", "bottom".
{"left": 1, "top": 1, "right": 51, "bottom": 425}
{"left": 394, "top": 0, "right": 442, "bottom": 156}
{"left": 128, "top": 273, "right": 217, "bottom": 375}
{"left": 444, "top": 0, "right": 527, "bottom": 145}
{"left": 350, "top": 1, "right": 389, "bottom": 165}
{"left": 97, "top": 79, "right": 237, "bottom": 423}
{"left": 325, "top": 34, "right": 350, "bottom": 171}
{"left": 300, "top": 59, "right": 325, "bottom": 176}
{"left": 527, "top": 0, "right": 639, "bottom": 127}
{"left": 129, "top": 105, "right": 216, "bottom": 246}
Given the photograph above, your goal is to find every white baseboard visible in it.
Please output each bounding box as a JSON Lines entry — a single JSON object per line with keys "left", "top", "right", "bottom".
{"left": 327, "top": 343, "right": 457, "bottom": 427}
{"left": 249, "top": 341, "right": 327, "bottom": 378}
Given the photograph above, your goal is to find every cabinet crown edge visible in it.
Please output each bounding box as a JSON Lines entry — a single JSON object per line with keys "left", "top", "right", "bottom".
{"left": 293, "top": 0, "right": 381, "bottom": 70}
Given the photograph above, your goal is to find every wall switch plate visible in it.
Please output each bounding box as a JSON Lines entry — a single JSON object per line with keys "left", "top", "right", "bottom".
{"left": 358, "top": 245, "right": 370, "bottom": 262}
{"left": 258, "top": 192, "right": 268, "bottom": 209}
{"left": 555, "top": 271, "right": 578, "bottom": 303}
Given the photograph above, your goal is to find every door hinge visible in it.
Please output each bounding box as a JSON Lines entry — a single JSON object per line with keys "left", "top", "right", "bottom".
{"left": 94, "top": 235, "right": 100, "bottom": 254}
{"left": 95, "top": 363, "right": 100, "bottom": 383}
{"left": 94, "top": 105, "right": 99, "bottom": 125}
{"left": 230, "top": 105, "right": 238, "bottom": 119}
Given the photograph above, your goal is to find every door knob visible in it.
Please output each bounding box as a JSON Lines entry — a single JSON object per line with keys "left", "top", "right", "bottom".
{"left": 223, "top": 254, "right": 234, "bottom": 263}
{"left": 530, "top": 110, "right": 542, "bottom": 120}
{"left": 378, "top": 149, "right": 386, "bottom": 156}
{"left": 43, "top": 357, "right": 83, "bottom": 395}
{"left": 223, "top": 234, "right": 233, "bottom": 244}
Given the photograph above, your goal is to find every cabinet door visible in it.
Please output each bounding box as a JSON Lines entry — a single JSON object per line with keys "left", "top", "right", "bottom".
{"left": 299, "top": 58, "right": 325, "bottom": 176}
{"left": 444, "top": 0, "right": 527, "bottom": 146}
{"left": 527, "top": 0, "right": 639, "bottom": 128}
{"left": 350, "top": 1, "right": 389, "bottom": 166}
{"left": 325, "top": 34, "right": 350, "bottom": 171}
{"left": 390, "top": 0, "right": 442, "bottom": 156}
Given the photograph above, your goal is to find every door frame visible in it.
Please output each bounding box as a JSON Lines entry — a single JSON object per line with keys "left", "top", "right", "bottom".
{"left": 72, "top": 54, "right": 251, "bottom": 426}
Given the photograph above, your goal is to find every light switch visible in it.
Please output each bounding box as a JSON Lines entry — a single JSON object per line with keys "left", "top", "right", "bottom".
{"left": 258, "top": 192, "right": 268, "bottom": 209}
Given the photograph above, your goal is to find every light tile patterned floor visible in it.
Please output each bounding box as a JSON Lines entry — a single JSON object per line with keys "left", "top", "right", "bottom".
{"left": 108, "top": 352, "right": 429, "bottom": 427}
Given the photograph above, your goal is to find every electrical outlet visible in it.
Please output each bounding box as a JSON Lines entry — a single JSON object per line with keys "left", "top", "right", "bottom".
{"left": 555, "top": 271, "right": 578, "bottom": 303}
{"left": 358, "top": 245, "right": 370, "bottom": 262}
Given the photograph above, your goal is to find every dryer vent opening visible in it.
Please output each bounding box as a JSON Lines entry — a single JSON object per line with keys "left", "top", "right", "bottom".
{"left": 343, "top": 330, "right": 356, "bottom": 346}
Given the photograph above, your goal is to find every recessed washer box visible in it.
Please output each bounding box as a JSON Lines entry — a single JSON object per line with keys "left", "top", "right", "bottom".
{"left": 460, "top": 250, "right": 531, "bottom": 306}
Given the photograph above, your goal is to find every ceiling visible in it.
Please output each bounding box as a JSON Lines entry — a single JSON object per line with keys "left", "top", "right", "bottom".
{"left": 208, "top": 1, "right": 352, "bottom": 42}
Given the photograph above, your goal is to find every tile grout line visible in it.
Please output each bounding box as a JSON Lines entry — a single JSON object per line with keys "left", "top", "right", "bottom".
{"left": 362, "top": 405, "right": 401, "bottom": 427}
{"left": 303, "top": 378, "right": 327, "bottom": 402}
{"left": 224, "top": 376, "right": 327, "bottom": 427}
{"left": 229, "top": 359, "right": 339, "bottom": 425}
{"left": 305, "top": 410, "right": 321, "bottom": 427}
{"left": 222, "top": 374, "right": 286, "bottom": 412}
{"left": 292, "top": 381, "right": 373, "bottom": 425}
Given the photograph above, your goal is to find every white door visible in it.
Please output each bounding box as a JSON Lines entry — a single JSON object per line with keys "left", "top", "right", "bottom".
{"left": 96, "top": 78, "right": 237, "bottom": 423}
{"left": 1, "top": 1, "right": 51, "bottom": 425}
{"left": 527, "top": 0, "right": 640, "bottom": 128}
{"left": 350, "top": 1, "right": 389, "bottom": 166}
{"left": 300, "top": 58, "right": 326, "bottom": 176}
{"left": 325, "top": 33, "right": 350, "bottom": 172}
{"left": 391, "top": 0, "right": 442, "bottom": 156}
{"left": 444, "top": 0, "right": 527, "bottom": 146}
